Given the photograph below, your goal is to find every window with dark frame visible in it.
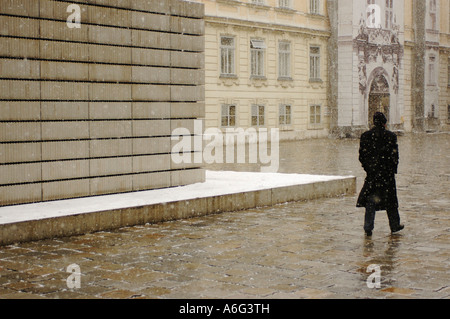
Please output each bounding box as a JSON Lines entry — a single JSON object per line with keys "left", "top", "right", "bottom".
{"left": 251, "top": 104, "right": 265, "bottom": 126}
{"left": 279, "top": 0, "right": 291, "bottom": 9}
{"left": 279, "top": 104, "right": 292, "bottom": 125}
{"left": 310, "top": 0, "right": 320, "bottom": 14}
{"left": 278, "top": 41, "right": 291, "bottom": 78}
{"left": 221, "top": 104, "right": 236, "bottom": 127}
{"left": 250, "top": 39, "right": 266, "bottom": 77}
{"left": 310, "top": 46, "right": 321, "bottom": 80}
{"left": 310, "top": 104, "right": 321, "bottom": 125}
{"left": 220, "top": 36, "right": 235, "bottom": 76}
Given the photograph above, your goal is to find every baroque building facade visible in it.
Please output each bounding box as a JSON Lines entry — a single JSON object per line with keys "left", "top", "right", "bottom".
{"left": 193, "top": 0, "right": 331, "bottom": 140}
{"left": 328, "top": 0, "right": 450, "bottom": 135}
{"left": 194, "top": 0, "right": 450, "bottom": 138}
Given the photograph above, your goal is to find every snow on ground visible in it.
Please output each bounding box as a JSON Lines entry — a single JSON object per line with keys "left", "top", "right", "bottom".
{"left": 0, "top": 171, "right": 351, "bottom": 225}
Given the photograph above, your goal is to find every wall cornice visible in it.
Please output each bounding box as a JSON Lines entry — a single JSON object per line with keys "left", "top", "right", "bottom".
{"left": 204, "top": 15, "right": 331, "bottom": 38}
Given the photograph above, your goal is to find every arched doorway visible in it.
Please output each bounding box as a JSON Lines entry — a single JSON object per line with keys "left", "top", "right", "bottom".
{"left": 368, "top": 73, "right": 390, "bottom": 127}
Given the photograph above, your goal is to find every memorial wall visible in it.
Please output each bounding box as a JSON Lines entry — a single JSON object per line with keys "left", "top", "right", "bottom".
{"left": 0, "top": 0, "right": 205, "bottom": 206}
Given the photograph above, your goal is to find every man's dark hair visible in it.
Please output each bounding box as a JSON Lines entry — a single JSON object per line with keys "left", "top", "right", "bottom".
{"left": 373, "top": 112, "right": 387, "bottom": 127}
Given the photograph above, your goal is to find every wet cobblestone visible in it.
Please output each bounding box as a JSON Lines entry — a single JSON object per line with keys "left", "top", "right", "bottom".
{"left": 0, "top": 133, "right": 449, "bottom": 299}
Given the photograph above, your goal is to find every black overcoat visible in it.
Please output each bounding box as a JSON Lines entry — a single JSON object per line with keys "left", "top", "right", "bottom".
{"left": 356, "top": 126, "right": 399, "bottom": 211}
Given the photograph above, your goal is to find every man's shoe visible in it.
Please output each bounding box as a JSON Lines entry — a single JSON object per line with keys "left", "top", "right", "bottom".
{"left": 391, "top": 224, "right": 404, "bottom": 233}
{"left": 365, "top": 230, "right": 372, "bottom": 236}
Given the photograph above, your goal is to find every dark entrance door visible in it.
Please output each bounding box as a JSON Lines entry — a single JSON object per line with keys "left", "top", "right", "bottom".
{"left": 368, "top": 74, "right": 390, "bottom": 127}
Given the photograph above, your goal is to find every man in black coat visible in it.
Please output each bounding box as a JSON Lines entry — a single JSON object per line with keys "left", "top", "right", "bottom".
{"left": 357, "top": 112, "right": 404, "bottom": 236}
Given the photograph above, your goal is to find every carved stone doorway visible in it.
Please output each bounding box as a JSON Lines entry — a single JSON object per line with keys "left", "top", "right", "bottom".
{"left": 368, "top": 73, "right": 390, "bottom": 127}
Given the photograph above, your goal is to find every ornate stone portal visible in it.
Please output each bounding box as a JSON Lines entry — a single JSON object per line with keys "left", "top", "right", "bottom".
{"left": 354, "top": 16, "right": 403, "bottom": 128}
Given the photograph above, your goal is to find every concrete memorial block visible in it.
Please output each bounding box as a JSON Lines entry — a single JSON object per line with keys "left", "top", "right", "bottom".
{"left": 0, "top": 143, "right": 41, "bottom": 164}
{"left": 170, "top": 16, "right": 205, "bottom": 35}
{"left": 132, "top": 84, "right": 171, "bottom": 101}
{"left": 171, "top": 168, "right": 206, "bottom": 187}
{"left": 89, "top": 64, "right": 132, "bottom": 83}
{"left": 0, "top": 80, "right": 40, "bottom": 100}
{"left": 0, "top": 15, "right": 39, "bottom": 37}
{"left": 89, "top": 102, "right": 132, "bottom": 120}
{"left": 90, "top": 139, "right": 133, "bottom": 158}
{"left": 0, "top": 163, "right": 41, "bottom": 185}
{"left": 42, "top": 179, "right": 90, "bottom": 202}
{"left": 90, "top": 175, "right": 133, "bottom": 196}
{"left": 131, "top": 0, "right": 170, "bottom": 14}
{"left": 41, "top": 121, "right": 90, "bottom": 140}
{"left": 90, "top": 83, "right": 132, "bottom": 101}
{"left": 171, "top": 86, "right": 205, "bottom": 102}
{"left": 132, "top": 119, "right": 171, "bottom": 137}
{"left": 133, "top": 137, "right": 171, "bottom": 155}
{"left": 132, "top": 48, "right": 170, "bottom": 67}
{"left": 132, "top": 171, "right": 171, "bottom": 191}
{"left": 40, "top": 82, "right": 89, "bottom": 100}
{"left": 40, "top": 40, "right": 90, "bottom": 61}
{"left": 131, "top": 66, "right": 170, "bottom": 84}
{"left": 90, "top": 157, "right": 133, "bottom": 176}
{"left": 132, "top": 29, "right": 171, "bottom": 50}
{"left": 170, "top": 69, "right": 205, "bottom": 85}
{"left": 0, "top": 59, "right": 40, "bottom": 79}
{"left": 41, "top": 102, "right": 89, "bottom": 120}
{"left": 40, "top": 19, "right": 88, "bottom": 42}
{"left": 0, "top": 38, "right": 40, "bottom": 58}
{"left": 0, "top": 122, "right": 41, "bottom": 142}
{"left": 87, "top": 5, "right": 131, "bottom": 28}
{"left": 171, "top": 102, "right": 205, "bottom": 118}
{"left": 42, "top": 141, "right": 90, "bottom": 161}
{"left": 132, "top": 102, "right": 171, "bottom": 119}
{"left": 132, "top": 154, "right": 171, "bottom": 173}
{"left": 132, "top": 11, "right": 171, "bottom": 32}
{"left": 0, "top": 102, "right": 41, "bottom": 121}
{"left": 42, "top": 160, "right": 90, "bottom": 181}
{"left": 89, "top": 25, "right": 132, "bottom": 46}
{"left": 90, "top": 121, "right": 132, "bottom": 139}
{"left": 0, "top": 0, "right": 39, "bottom": 16}
{"left": 39, "top": 0, "right": 88, "bottom": 22}
{"left": 0, "top": 184, "right": 41, "bottom": 206}
{"left": 170, "top": 33, "right": 205, "bottom": 52}
{"left": 89, "top": 44, "right": 131, "bottom": 64}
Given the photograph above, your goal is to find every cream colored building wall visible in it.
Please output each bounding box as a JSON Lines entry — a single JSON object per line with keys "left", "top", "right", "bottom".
{"left": 439, "top": 0, "right": 450, "bottom": 130}
{"left": 403, "top": 0, "right": 449, "bottom": 131}
{"left": 402, "top": 0, "right": 414, "bottom": 132}
{"left": 402, "top": 44, "right": 414, "bottom": 132}
{"left": 196, "top": 0, "right": 331, "bottom": 140}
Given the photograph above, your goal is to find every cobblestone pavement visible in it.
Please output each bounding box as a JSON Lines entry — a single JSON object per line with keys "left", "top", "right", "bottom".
{"left": 0, "top": 133, "right": 449, "bottom": 299}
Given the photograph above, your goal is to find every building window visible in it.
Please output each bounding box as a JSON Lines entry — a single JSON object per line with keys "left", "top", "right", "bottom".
{"left": 278, "top": 41, "right": 291, "bottom": 78}
{"left": 385, "top": 0, "right": 393, "bottom": 29}
{"left": 250, "top": 39, "right": 266, "bottom": 77}
{"left": 221, "top": 104, "right": 236, "bottom": 127}
{"left": 220, "top": 36, "right": 235, "bottom": 76}
{"left": 279, "top": 0, "right": 291, "bottom": 9}
{"left": 447, "top": 57, "right": 450, "bottom": 87}
{"left": 429, "top": 104, "right": 436, "bottom": 118}
{"left": 367, "top": 0, "right": 376, "bottom": 27}
{"left": 252, "top": 0, "right": 265, "bottom": 5}
{"left": 428, "top": 55, "right": 436, "bottom": 85}
{"left": 310, "top": 105, "right": 321, "bottom": 125}
{"left": 310, "top": 0, "right": 320, "bottom": 14}
{"left": 429, "top": 0, "right": 437, "bottom": 30}
{"left": 447, "top": 105, "right": 450, "bottom": 121}
{"left": 310, "top": 46, "right": 321, "bottom": 81}
{"left": 279, "top": 104, "right": 292, "bottom": 125}
{"left": 251, "top": 104, "right": 265, "bottom": 126}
